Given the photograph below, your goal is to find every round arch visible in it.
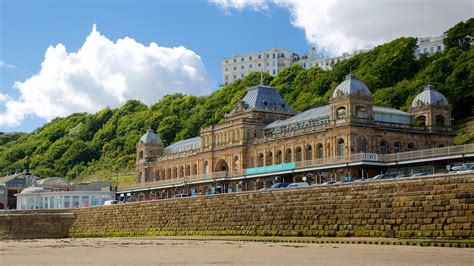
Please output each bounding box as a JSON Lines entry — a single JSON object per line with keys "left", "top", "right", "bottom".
{"left": 215, "top": 159, "right": 229, "bottom": 172}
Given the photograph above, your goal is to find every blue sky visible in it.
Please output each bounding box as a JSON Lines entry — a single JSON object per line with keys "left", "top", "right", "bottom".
{"left": 0, "top": 0, "right": 308, "bottom": 132}
{"left": 0, "top": 0, "right": 470, "bottom": 132}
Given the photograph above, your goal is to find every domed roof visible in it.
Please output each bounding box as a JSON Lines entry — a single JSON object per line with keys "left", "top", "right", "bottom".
{"left": 20, "top": 185, "right": 45, "bottom": 194}
{"left": 138, "top": 129, "right": 161, "bottom": 145}
{"left": 332, "top": 74, "right": 371, "bottom": 99}
{"left": 36, "top": 177, "right": 71, "bottom": 189}
{"left": 411, "top": 84, "right": 449, "bottom": 108}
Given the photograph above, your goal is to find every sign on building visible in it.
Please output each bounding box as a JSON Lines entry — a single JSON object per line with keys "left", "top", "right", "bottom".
{"left": 245, "top": 162, "right": 296, "bottom": 175}
{"left": 361, "top": 153, "right": 379, "bottom": 161}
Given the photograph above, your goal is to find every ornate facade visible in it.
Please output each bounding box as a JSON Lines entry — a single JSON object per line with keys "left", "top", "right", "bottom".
{"left": 135, "top": 75, "right": 454, "bottom": 194}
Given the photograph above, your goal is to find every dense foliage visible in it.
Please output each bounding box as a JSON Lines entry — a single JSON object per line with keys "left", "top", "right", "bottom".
{"left": 0, "top": 19, "right": 472, "bottom": 179}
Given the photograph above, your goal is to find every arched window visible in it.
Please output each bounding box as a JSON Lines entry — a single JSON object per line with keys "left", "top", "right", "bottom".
{"left": 336, "top": 107, "right": 346, "bottom": 120}
{"left": 416, "top": 116, "right": 426, "bottom": 126}
{"left": 306, "top": 145, "right": 312, "bottom": 160}
{"left": 394, "top": 142, "right": 401, "bottom": 153}
{"left": 337, "top": 139, "right": 345, "bottom": 157}
{"left": 295, "top": 147, "right": 302, "bottom": 161}
{"left": 317, "top": 143, "right": 323, "bottom": 158}
{"left": 192, "top": 164, "right": 197, "bottom": 175}
{"left": 407, "top": 143, "right": 415, "bottom": 151}
{"left": 172, "top": 167, "right": 177, "bottom": 179}
{"left": 185, "top": 165, "right": 190, "bottom": 176}
{"left": 179, "top": 166, "right": 184, "bottom": 178}
{"left": 276, "top": 150, "right": 283, "bottom": 164}
{"left": 358, "top": 138, "right": 367, "bottom": 153}
{"left": 267, "top": 152, "right": 273, "bottom": 166}
{"left": 258, "top": 153, "right": 264, "bottom": 166}
{"left": 285, "top": 148, "right": 292, "bottom": 163}
{"left": 356, "top": 106, "right": 367, "bottom": 118}
{"left": 167, "top": 168, "right": 171, "bottom": 179}
{"left": 138, "top": 151, "right": 144, "bottom": 160}
{"left": 204, "top": 161, "right": 209, "bottom": 174}
{"left": 380, "top": 141, "right": 388, "bottom": 154}
{"left": 435, "top": 115, "right": 445, "bottom": 127}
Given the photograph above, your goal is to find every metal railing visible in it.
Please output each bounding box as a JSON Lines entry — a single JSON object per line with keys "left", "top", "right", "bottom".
{"left": 120, "top": 143, "right": 474, "bottom": 191}
{"left": 119, "top": 171, "right": 228, "bottom": 191}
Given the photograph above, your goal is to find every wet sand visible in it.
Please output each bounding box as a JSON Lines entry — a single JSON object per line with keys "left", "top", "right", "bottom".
{"left": 0, "top": 238, "right": 472, "bottom": 265}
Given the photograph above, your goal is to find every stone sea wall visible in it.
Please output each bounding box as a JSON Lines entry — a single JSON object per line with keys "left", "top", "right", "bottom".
{"left": 70, "top": 173, "right": 473, "bottom": 239}
{"left": 0, "top": 173, "right": 472, "bottom": 239}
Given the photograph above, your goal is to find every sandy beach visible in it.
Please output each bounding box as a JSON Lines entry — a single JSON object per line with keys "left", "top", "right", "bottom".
{"left": 0, "top": 238, "right": 473, "bottom": 265}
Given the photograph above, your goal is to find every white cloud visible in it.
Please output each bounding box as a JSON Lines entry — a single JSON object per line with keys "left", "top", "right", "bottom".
{"left": 0, "top": 60, "right": 16, "bottom": 69}
{"left": 0, "top": 24, "right": 213, "bottom": 127}
{"left": 210, "top": 0, "right": 473, "bottom": 55}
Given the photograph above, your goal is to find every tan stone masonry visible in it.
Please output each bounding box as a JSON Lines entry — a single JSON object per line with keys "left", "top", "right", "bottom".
{"left": 0, "top": 173, "right": 472, "bottom": 239}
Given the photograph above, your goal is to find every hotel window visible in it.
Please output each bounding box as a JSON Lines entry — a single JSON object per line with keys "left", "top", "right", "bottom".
{"left": 337, "top": 139, "right": 345, "bottom": 157}
{"left": 266, "top": 54, "right": 269, "bottom": 58}
{"left": 258, "top": 153, "right": 264, "bottom": 166}
{"left": 233, "top": 75, "right": 237, "bottom": 79}
{"left": 272, "top": 62, "right": 275, "bottom": 67}
{"left": 423, "top": 48, "right": 427, "bottom": 53}
{"left": 267, "top": 152, "right": 273, "bottom": 165}
{"left": 272, "top": 70, "right": 276, "bottom": 75}
{"left": 241, "top": 65, "right": 244, "bottom": 69}
{"left": 380, "top": 141, "right": 388, "bottom": 154}
{"left": 249, "top": 64, "right": 252, "bottom": 68}
{"left": 241, "top": 58, "right": 244, "bottom": 62}
{"left": 233, "top": 58, "right": 236, "bottom": 62}
{"left": 394, "top": 142, "right": 401, "bottom": 153}
{"left": 258, "top": 54, "right": 261, "bottom": 59}
{"left": 272, "top": 53, "right": 275, "bottom": 58}
{"left": 317, "top": 143, "right": 323, "bottom": 158}
{"left": 285, "top": 148, "right": 292, "bottom": 163}
{"left": 295, "top": 147, "right": 302, "bottom": 161}
{"left": 249, "top": 56, "right": 252, "bottom": 60}
{"left": 258, "top": 63, "right": 261, "bottom": 67}
{"left": 225, "top": 60, "right": 228, "bottom": 63}
{"left": 437, "top": 45, "right": 442, "bottom": 51}
{"left": 276, "top": 150, "right": 283, "bottom": 164}
{"left": 430, "top": 47, "right": 434, "bottom": 53}
{"left": 241, "top": 74, "right": 244, "bottom": 78}
{"left": 225, "top": 68, "right": 228, "bottom": 72}
{"left": 233, "top": 66, "right": 236, "bottom": 70}
{"left": 336, "top": 107, "right": 346, "bottom": 120}
{"left": 306, "top": 145, "right": 312, "bottom": 160}
{"left": 266, "top": 62, "right": 269, "bottom": 67}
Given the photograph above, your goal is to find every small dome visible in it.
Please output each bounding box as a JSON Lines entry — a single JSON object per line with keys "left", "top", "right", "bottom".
{"left": 411, "top": 84, "right": 449, "bottom": 108}
{"left": 36, "top": 177, "right": 70, "bottom": 189}
{"left": 138, "top": 129, "right": 161, "bottom": 145}
{"left": 332, "top": 74, "right": 371, "bottom": 99}
{"left": 21, "top": 185, "right": 45, "bottom": 194}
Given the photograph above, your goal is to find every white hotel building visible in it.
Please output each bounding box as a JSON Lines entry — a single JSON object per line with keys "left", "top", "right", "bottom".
{"left": 414, "top": 35, "right": 446, "bottom": 58}
{"left": 221, "top": 35, "right": 447, "bottom": 85}
{"left": 221, "top": 48, "right": 299, "bottom": 86}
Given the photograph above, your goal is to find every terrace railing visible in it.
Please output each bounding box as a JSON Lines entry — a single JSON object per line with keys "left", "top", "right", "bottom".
{"left": 119, "top": 143, "right": 474, "bottom": 191}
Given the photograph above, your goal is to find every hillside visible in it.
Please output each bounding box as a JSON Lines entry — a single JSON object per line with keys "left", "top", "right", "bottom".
{"left": 0, "top": 19, "right": 472, "bottom": 180}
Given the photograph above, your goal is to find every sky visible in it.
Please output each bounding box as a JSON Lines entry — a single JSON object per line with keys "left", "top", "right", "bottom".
{"left": 0, "top": 0, "right": 471, "bottom": 133}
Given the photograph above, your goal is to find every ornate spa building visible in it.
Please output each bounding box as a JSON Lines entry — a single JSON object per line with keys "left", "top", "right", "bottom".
{"left": 133, "top": 74, "right": 454, "bottom": 198}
